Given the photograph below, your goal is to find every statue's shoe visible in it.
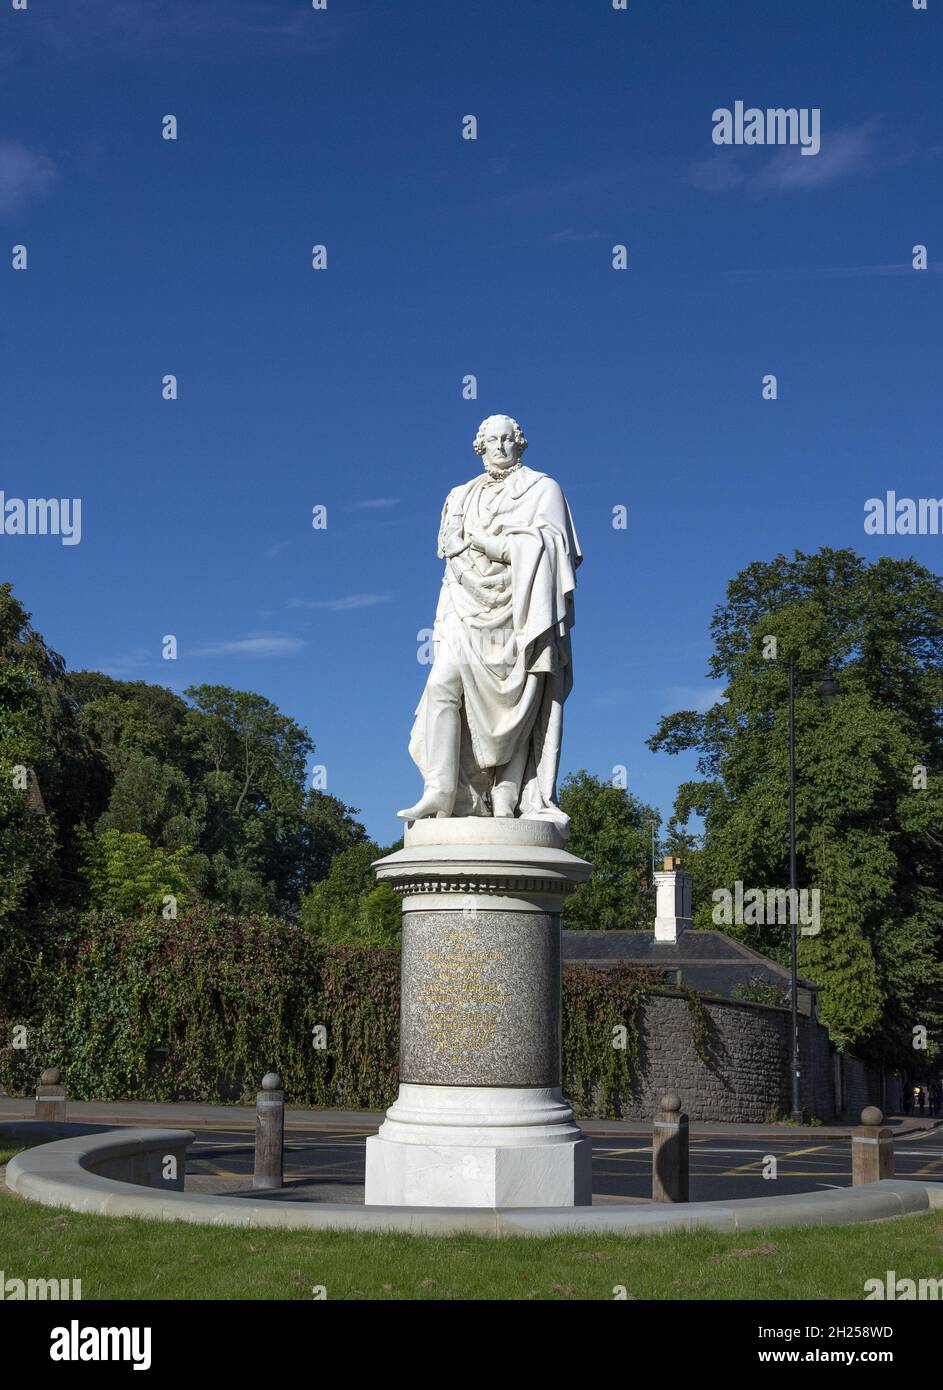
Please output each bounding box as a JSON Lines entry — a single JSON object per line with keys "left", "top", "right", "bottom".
{"left": 397, "top": 790, "right": 452, "bottom": 820}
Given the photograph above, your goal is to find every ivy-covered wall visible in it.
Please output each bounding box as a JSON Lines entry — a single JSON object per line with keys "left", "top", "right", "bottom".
{"left": 593, "top": 990, "right": 836, "bottom": 1123}
{"left": 0, "top": 911, "right": 400, "bottom": 1108}
{"left": 0, "top": 911, "right": 833, "bottom": 1120}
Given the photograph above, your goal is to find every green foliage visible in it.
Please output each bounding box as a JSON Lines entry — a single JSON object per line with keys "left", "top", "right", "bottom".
{"left": 0, "top": 909, "right": 401, "bottom": 1107}
{"left": 676, "top": 983, "right": 711, "bottom": 1065}
{"left": 96, "top": 752, "right": 204, "bottom": 850}
{"left": 730, "top": 976, "right": 789, "bottom": 1008}
{"left": 79, "top": 829, "right": 192, "bottom": 917}
{"left": 300, "top": 842, "right": 401, "bottom": 945}
{"left": 0, "top": 912, "right": 700, "bottom": 1118}
{"left": 63, "top": 667, "right": 368, "bottom": 916}
{"left": 0, "top": 781, "right": 58, "bottom": 923}
{"left": 648, "top": 549, "right": 943, "bottom": 1061}
{"left": 0, "top": 583, "right": 92, "bottom": 919}
{"left": 559, "top": 771, "right": 661, "bottom": 929}
{"left": 562, "top": 964, "right": 664, "bottom": 1115}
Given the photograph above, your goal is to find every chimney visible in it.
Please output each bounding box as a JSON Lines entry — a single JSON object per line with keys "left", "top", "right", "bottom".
{"left": 653, "top": 855, "right": 693, "bottom": 943}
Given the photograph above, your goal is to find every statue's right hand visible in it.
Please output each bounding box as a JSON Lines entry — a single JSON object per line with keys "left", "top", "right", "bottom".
{"left": 461, "top": 569, "right": 509, "bottom": 608}
{"left": 459, "top": 571, "right": 494, "bottom": 606}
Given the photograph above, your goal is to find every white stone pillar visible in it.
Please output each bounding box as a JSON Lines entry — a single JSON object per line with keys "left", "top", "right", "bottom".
{"left": 364, "top": 818, "right": 593, "bottom": 1208}
{"left": 653, "top": 856, "right": 692, "bottom": 943}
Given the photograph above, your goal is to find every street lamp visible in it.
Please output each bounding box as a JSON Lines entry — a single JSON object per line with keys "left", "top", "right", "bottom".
{"left": 787, "top": 656, "right": 839, "bottom": 1123}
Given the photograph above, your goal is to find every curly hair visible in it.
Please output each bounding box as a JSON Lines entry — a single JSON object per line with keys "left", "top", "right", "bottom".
{"left": 473, "top": 415, "right": 528, "bottom": 459}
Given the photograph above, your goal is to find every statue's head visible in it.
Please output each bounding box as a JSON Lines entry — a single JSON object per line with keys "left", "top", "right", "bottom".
{"left": 473, "top": 415, "right": 528, "bottom": 475}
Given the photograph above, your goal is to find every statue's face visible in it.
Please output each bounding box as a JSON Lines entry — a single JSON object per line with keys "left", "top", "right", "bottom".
{"left": 481, "top": 417, "right": 519, "bottom": 471}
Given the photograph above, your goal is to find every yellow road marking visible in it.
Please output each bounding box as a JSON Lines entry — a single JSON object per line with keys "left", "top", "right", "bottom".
{"left": 909, "top": 1154, "right": 943, "bottom": 1176}
{"left": 723, "top": 1142, "right": 835, "bottom": 1176}
{"left": 192, "top": 1165, "right": 359, "bottom": 1180}
{"left": 192, "top": 1133, "right": 367, "bottom": 1149}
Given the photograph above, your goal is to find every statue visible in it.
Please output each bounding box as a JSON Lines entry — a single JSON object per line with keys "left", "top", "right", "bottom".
{"left": 398, "top": 414, "right": 581, "bottom": 828}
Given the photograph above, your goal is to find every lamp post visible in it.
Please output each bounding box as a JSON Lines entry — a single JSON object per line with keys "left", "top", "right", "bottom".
{"left": 787, "top": 657, "right": 838, "bottom": 1123}
{"left": 646, "top": 819, "right": 657, "bottom": 885}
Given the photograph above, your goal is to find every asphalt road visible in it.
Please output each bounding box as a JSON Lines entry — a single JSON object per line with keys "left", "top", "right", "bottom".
{"left": 184, "top": 1124, "right": 943, "bottom": 1203}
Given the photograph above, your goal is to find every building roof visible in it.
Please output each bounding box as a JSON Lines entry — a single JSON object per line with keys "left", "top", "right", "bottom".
{"left": 562, "top": 929, "right": 817, "bottom": 1003}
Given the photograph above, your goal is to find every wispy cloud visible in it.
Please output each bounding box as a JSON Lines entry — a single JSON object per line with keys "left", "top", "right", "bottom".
{"left": 262, "top": 540, "right": 292, "bottom": 560}
{"left": 690, "top": 120, "right": 881, "bottom": 197}
{"left": 0, "top": 140, "right": 57, "bottom": 218}
{"left": 500, "top": 167, "right": 630, "bottom": 209}
{"left": 97, "top": 647, "right": 153, "bottom": 678}
{"left": 723, "top": 261, "right": 943, "bottom": 282}
{"left": 287, "top": 594, "right": 393, "bottom": 613}
{"left": 190, "top": 634, "right": 306, "bottom": 658}
{"left": 689, "top": 157, "right": 747, "bottom": 194}
{"left": 15, "top": 0, "right": 340, "bottom": 64}
{"left": 664, "top": 684, "right": 722, "bottom": 714}
{"left": 545, "top": 228, "right": 608, "bottom": 245}
{"left": 348, "top": 498, "right": 401, "bottom": 511}
{"left": 757, "top": 121, "right": 877, "bottom": 192}
{"left": 589, "top": 688, "right": 632, "bottom": 710}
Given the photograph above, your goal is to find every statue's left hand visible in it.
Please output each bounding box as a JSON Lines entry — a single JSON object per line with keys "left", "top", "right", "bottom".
{"left": 468, "top": 528, "right": 510, "bottom": 564}
{"left": 443, "top": 534, "right": 470, "bottom": 559}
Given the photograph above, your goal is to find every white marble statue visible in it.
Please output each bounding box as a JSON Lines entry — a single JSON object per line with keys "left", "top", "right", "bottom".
{"left": 398, "top": 414, "right": 581, "bottom": 827}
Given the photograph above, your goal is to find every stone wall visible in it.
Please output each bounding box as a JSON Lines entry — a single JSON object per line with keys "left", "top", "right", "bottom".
{"left": 840, "top": 1052, "right": 890, "bottom": 1120}
{"left": 587, "top": 990, "right": 837, "bottom": 1123}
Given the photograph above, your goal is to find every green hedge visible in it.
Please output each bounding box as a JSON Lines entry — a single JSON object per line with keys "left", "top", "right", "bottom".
{"left": 0, "top": 911, "right": 668, "bottom": 1117}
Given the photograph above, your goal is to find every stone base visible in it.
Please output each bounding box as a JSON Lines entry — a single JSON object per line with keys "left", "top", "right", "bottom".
{"left": 364, "top": 1083, "right": 592, "bottom": 1208}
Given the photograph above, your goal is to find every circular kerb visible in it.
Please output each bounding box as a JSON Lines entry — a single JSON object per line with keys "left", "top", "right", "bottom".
{"left": 40, "top": 1068, "right": 61, "bottom": 1085}
{"left": 6, "top": 1129, "right": 935, "bottom": 1235}
{"left": 261, "top": 1072, "right": 282, "bottom": 1091}
{"left": 861, "top": 1105, "right": 883, "bottom": 1126}
{"left": 660, "top": 1093, "right": 681, "bottom": 1114}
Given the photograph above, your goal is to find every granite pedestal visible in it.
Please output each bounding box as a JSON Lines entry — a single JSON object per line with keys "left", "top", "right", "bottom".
{"left": 364, "top": 818, "right": 593, "bottom": 1208}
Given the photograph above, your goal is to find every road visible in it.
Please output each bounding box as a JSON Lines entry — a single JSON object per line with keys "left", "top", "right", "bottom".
{"left": 183, "top": 1124, "right": 943, "bottom": 1203}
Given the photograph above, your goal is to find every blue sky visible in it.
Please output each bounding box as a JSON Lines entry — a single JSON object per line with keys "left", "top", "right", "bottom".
{"left": 2, "top": 0, "right": 941, "bottom": 844}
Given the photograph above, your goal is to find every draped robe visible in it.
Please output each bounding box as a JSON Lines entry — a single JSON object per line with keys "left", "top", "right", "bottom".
{"left": 408, "top": 464, "right": 581, "bottom": 828}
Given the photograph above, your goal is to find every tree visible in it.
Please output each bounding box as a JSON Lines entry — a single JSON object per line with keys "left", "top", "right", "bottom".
{"left": 0, "top": 783, "right": 57, "bottom": 925}
{"left": 648, "top": 549, "right": 943, "bottom": 1060}
{"left": 0, "top": 584, "right": 91, "bottom": 920}
{"left": 297, "top": 790, "right": 368, "bottom": 883}
{"left": 4, "top": 589, "right": 386, "bottom": 921}
{"left": 79, "top": 828, "right": 191, "bottom": 917}
{"left": 182, "top": 684, "right": 316, "bottom": 911}
{"left": 300, "top": 842, "right": 401, "bottom": 945}
{"left": 65, "top": 672, "right": 364, "bottom": 914}
{"left": 558, "top": 771, "right": 661, "bottom": 930}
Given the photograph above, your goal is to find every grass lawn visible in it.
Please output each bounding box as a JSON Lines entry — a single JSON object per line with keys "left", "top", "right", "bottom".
{"left": 2, "top": 1146, "right": 941, "bottom": 1300}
